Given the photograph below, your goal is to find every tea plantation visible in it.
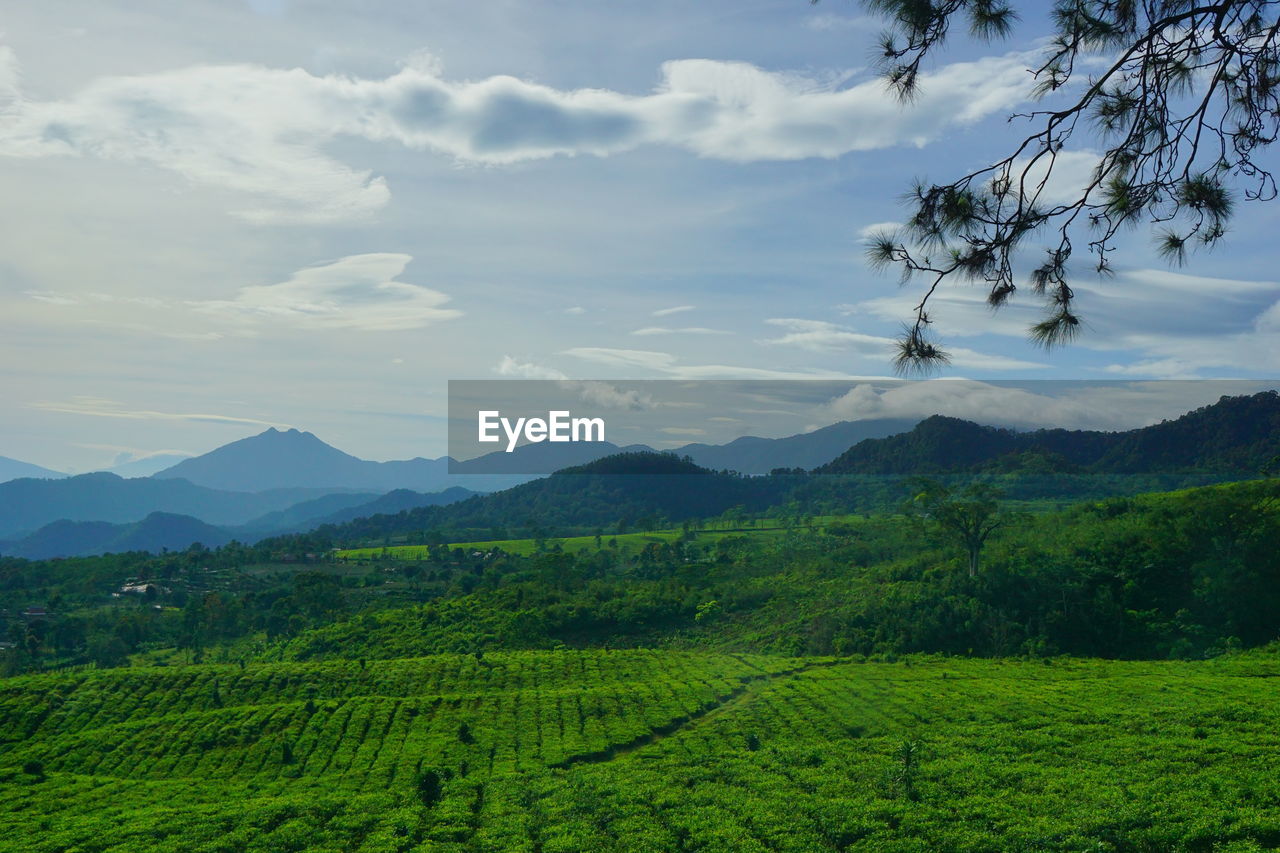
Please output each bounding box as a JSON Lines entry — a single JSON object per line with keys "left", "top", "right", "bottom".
{"left": 3, "top": 650, "right": 1279, "bottom": 852}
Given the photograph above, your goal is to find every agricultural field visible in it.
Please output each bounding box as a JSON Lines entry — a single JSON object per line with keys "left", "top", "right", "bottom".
{"left": 3, "top": 650, "right": 1280, "bottom": 851}
{"left": 335, "top": 515, "right": 870, "bottom": 561}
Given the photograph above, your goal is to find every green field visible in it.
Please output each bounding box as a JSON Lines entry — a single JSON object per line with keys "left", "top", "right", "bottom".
{"left": 4, "top": 650, "right": 1280, "bottom": 852}
{"left": 335, "top": 516, "right": 867, "bottom": 560}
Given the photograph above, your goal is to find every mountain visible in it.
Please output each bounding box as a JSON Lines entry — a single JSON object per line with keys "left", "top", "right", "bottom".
{"left": 310, "top": 452, "right": 801, "bottom": 543}
{"left": 0, "top": 473, "right": 350, "bottom": 540}
{"left": 0, "top": 512, "right": 231, "bottom": 559}
{"left": 675, "top": 419, "right": 918, "bottom": 474}
{"left": 153, "top": 428, "right": 399, "bottom": 491}
{"left": 307, "top": 487, "right": 477, "bottom": 528}
{"left": 146, "top": 420, "right": 921, "bottom": 494}
{"left": 0, "top": 455, "right": 65, "bottom": 484}
{"left": 450, "top": 441, "right": 654, "bottom": 474}
{"left": 817, "top": 392, "right": 1280, "bottom": 475}
{"left": 100, "top": 453, "right": 193, "bottom": 478}
{"left": 229, "top": 491, "right": 383, "bottom": 539}
{"left": 232, "top": 487, "right": 477, "bottom": 538}
{"left": 152, "top": 428, "right": 534, "bottom": 493}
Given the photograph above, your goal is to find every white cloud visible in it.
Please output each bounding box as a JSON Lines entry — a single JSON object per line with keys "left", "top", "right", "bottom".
{"left": 631, "top": 326, "right": 728, "bottom": 335}
{"left": 852, "top": 265, "right": 1280, "bottom": 373}
{"left": 803, "top": 14, "right": 876, "bottom": 31}
{"left": 560, "top": 345, "right": 866, "bottom": 379}
{"left": 193, "top": 253, "right": 460, "bottom": 331}
{"left": 27, "top": 396, "right": 286, "bottom": 427}
{"left": 561, "top": 347, "right": 677, "bottom": 371}
{"left": 990, "top": 150, "right": 1103, "bottom": 208}
{"left": 763, "top": 317, "right": 893, "bottom": 354}
{"left": 762, "top": 317, "right": 1046, "bottom": 370}
{"left": 0, "top": 47, "right": 1039, "bottom": 222}
{"left": 567, "top": 381, "right": 653, "bottom": 410}
{"left": 490, "top": 360, "right": 654, "bottom": 408}
{"left": 820, "top": 380, "right": 1273, "bottom": 431}
{"left": 857, "top": 221, "right": 902, "bottom": 240}
{"left": 1101, "top": 359, "right": 1203, "bottom": 379}
{"left": 564, "top": 306, "right": 586, "bottom": 315}
{"left": 652, "top": 304, "right": 696, "bottom": 317}
{"left": 24, "top": 290, "right": 79, "bottom": 305}
{"left": 662, "top": 364, "right": 867, "bottom": 380}
{"left": 495, "top": 356, "right": 568, "bottom": 380}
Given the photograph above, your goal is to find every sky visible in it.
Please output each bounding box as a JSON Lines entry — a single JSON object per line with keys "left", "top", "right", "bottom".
{"left": 2, "top": 0, "right": 1278, "bottom": 472}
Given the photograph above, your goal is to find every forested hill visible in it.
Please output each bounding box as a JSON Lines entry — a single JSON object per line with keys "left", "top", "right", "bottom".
{"left": 308, "top": 452, "right": 796, "bottom": 543}
{"left": 817, "top": 391, "right": 1280, "bottom": 475}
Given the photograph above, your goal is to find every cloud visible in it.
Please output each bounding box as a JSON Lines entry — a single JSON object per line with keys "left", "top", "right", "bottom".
{"left": 1101, "top": 359, "right": 1203, "bottom": 379}
{"left": 565, "top": 381, "right": 653, "bottom": 410}
{"left": 561, "top": 347, "right": 678, "bottom": 371}
{"left": 1004, "top": 150, "right": 1102, "bottom": 207}
{"left": 0, "top": 46, "right": 1039, "bottom": 222}
{"left": 560, "top": 344, "right": 866, "bottom": 379}
{"left": 762, "top": 318, "right": 1046, "bottom": 370}
{"left": 495, "top": 355, "right": 568, "bottom": 380}
{"left": 193, "top": 253, "right": 460, "bottom": 331}
{"left": 853, "top": 266, "right": 1280, "bottom": 375}
{"left": 857, "top": 221, "right": 903, "bottom": 240}
{"left": 564, "top": 306, "right": 586, "bottom": 315}
{"left": 27, "top": 396, "right": 286, "bottom": 427}
{"left": 652, "top": 305, "right": 696, "bottom": 317}
{"left": 763, "top": 318, "right": 893, "bottom": 354}
{"left": 24, "top": 290, "right": 79, "bottom": 306}
{"left": 490, "top": 359, "right": 655, "bottom": 409}
{"left": 819, "top": 380, "right": 1276, "bottom": 431}
{"left": 631, "top": 326, "right": 729, "bottom": 336}
{"left": 803, "top": 14, "right": 876, "bottom": 31}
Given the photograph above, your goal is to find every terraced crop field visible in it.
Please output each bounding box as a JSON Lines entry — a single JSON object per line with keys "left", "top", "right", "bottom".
{"left": 3, "top": 652, "right": 1280, "bottom": 851}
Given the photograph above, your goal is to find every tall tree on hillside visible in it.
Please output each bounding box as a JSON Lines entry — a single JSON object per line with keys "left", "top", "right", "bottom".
{"left": 905, "top": 478, "right": 1007, "bottom": 575}
{"left": 848, "top": 0, "right": 1280, "bottom": 371}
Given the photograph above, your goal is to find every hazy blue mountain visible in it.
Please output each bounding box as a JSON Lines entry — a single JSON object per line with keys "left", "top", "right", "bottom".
{"left": 153, "top": 428, "right": 395, "bottom": 491}
{"left": 231, "top": 491, "right": 383, "bottom": 538}
{"left": 1, "top": 512, "right": 231, "bottom": 560}
{"left": 675, "top": 419, "right": 919, "bottom": 474}
{"left": 308, "top": 487, "right": 478, "bottom": 528}
{"left": 0, "top": 472, "right": 350, "bottom": 540}
{"left": 450, "top": 441, "right": 654, "bottom": 475}
{"left": 146, "top": 420, "right": 923, "bottom": 495}
{"left": 100, "top": 453, "right": 193, "bottom": 478}
{"left": 232, "top": 486, "right": 480, "bottom": 539}
{"left": 0, "top": 455, "right": 65, "bottom": 484}
{"left": 152, "top": 428, "right": 534, "bottom": 493}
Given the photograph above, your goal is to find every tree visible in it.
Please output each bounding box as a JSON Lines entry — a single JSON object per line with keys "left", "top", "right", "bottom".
{"left": 905, "top": 478, "right": 1007, "bottom": 575}
{"left": 854, "top": 0, "right": 1280, "bottom": 371}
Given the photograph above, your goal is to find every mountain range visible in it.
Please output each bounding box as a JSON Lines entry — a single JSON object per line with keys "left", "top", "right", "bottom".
{"left": 4, "top": 392, "right": 1278, "bottom": 559}
{"left": 0, "top": 455, "right": 65, "bottom": 483}
{"left": 310, "top": 392, "right": 1280, "bottom": 545}
{"left": 0, "top": 487, "right": 478, "bottom": 559}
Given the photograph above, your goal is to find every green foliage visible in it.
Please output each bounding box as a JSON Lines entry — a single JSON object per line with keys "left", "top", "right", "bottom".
{"left": 853, "top": 0, "right": 1280, "bottom": 369}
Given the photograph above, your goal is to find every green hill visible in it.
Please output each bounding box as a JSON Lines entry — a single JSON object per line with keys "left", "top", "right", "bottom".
{"left": 817, "top": 390, "right": 1280, "bottom": 475}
